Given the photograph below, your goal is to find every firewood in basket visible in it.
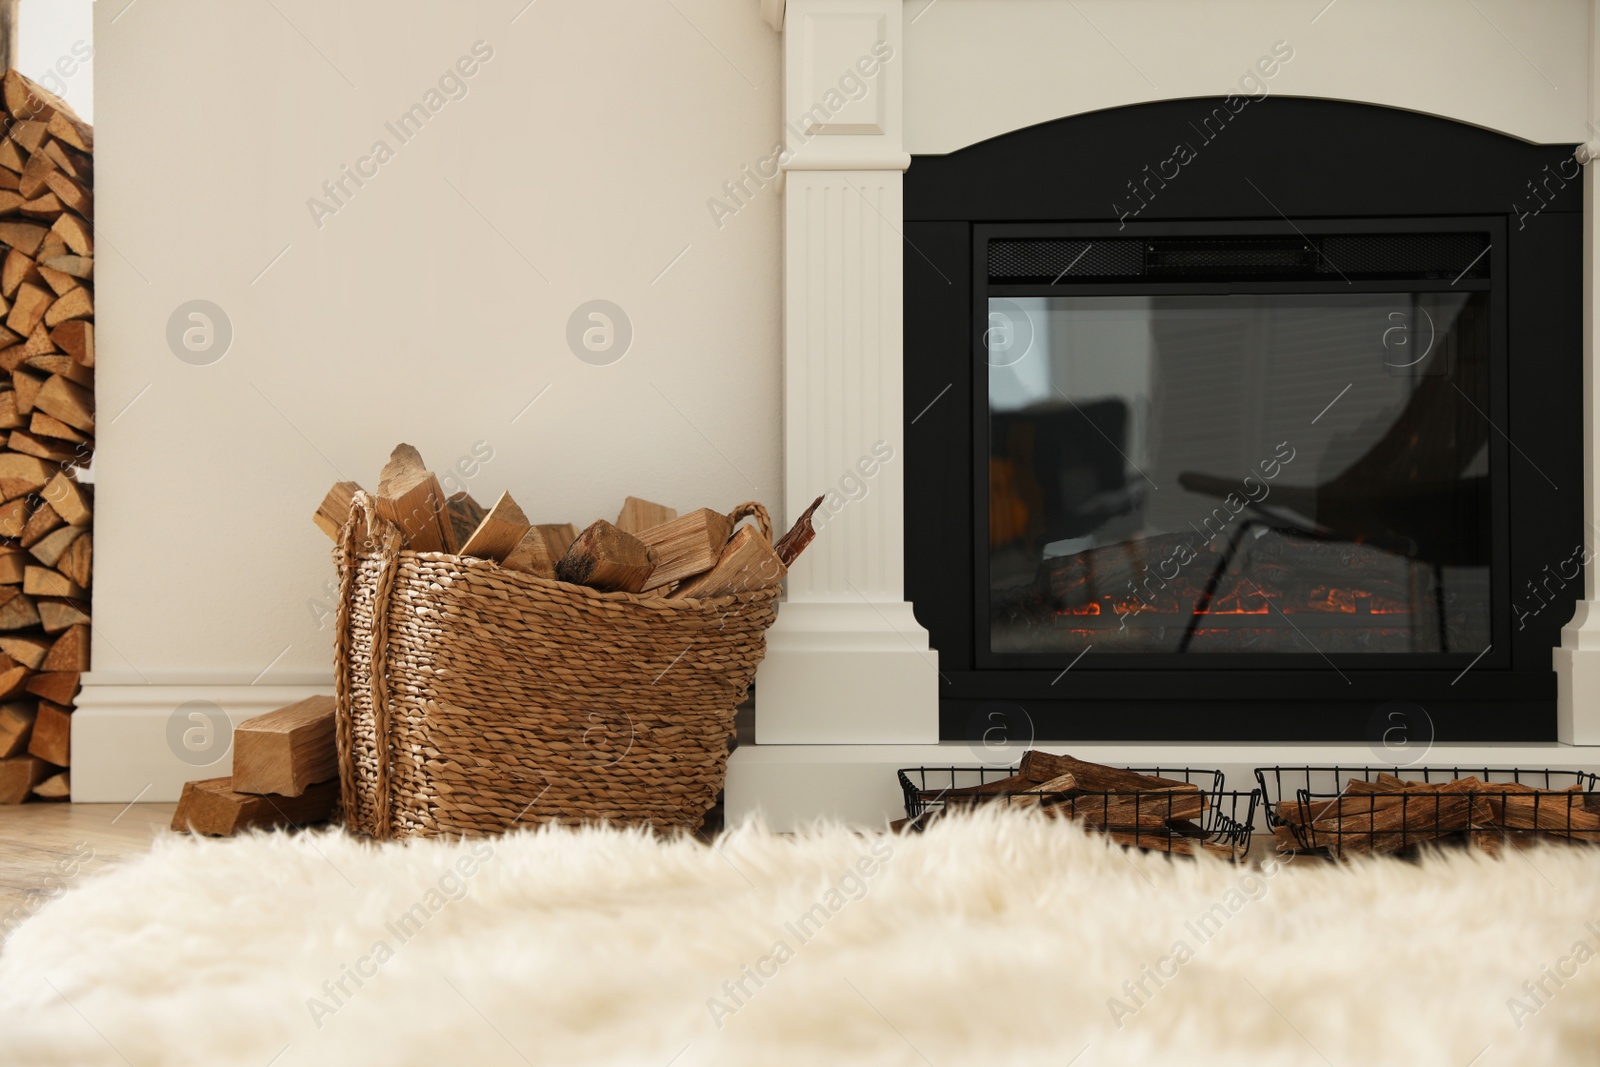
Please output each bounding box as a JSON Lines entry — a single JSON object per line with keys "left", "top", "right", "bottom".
{"left": 773, "top": 495, "right": 824, "bottom": 566}
{"left": 1484, "top": 791, "right": 1600, "bottom": 840}
{"left": 917, "top": 772, "right": 1038, "bottom": 807}
{"left": 535, "top": 523, "right": 578, "bottom": 559}
{"left": 459, "top": 491, "right": 532, "bottom": 564}
{"left": 171, "top": 776, "right": 337, "bottom": 836}
{"left": 1017, "top": 751, "right": 1198, "bottom": 795}
{"left": 1048, "top": 788, "right": 1206, "bottom": 828}
{"left": 375, "top": 443, "right": 458, "bottom": 554}
{"left": 313, "top": 481, "right": 364, "bottom": 541}
{"left": 616, "top": 496, "right": 677, "bottom": 534}
{"left": 636, "top": 508, "right": 734, "bottom": 592}
{"left": 555, "top": 520, "right": 653, "bottom": 593}
{"left": 670, "top": 526, "right": 786, "bottom": 599}
{"left": 501, "top": 527, "right": 556, "bottom": 579}
{"left": 231, "top": 696, "right": 337, "bottom": 797}
{"left": 444, "top": 492, "right": 487, "bottom": 549}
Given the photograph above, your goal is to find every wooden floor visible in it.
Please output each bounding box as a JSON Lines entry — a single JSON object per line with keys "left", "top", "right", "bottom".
{"left": 0, "top": 803, "right": 176, "bottom": 944}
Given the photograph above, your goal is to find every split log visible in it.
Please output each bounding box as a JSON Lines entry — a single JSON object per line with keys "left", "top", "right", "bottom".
{"left": 5, "top": 281, "right": 49, "bottom": 335}
{"left": 24, "top": 670, "right": 78, "bottom": 705}
{"left": 24, "top": 564, "right": 84, "bottom": 599}
{"left": 774, "top": 495, "right": 824, "bottom": 566}
{"left": 170, "top": 776, "right": 338, "bottom": 836}
{"left": 444, "top": 492, "right": 487, "bottom": 549}
{"left": 32, "top": 373, "right": 93, "bottom": 432}
{"left": 554, "top": 520, "right": 652, "bottom": 593}
{"left": 48, "top": 320, "right": 90, "bottom": 365}
{"left": 19, "top": 501, "right": 61, "bottom": 547}
{"left": 669, "top": 525, "right": 786, "bottom": 599}
{"left": 1, "top": 248, "right": 38, "bottom": 296}
{"left": 1483, "top": 791, "right": 1600, "bottom": 841}
{"left": 26, "top": 700, "right": 69, "bottom": 765}
{"left": 636, "top": 508, "right": 733, "bottom": 591}
{"left": 40, "top": 254, "right": 90, "bottom": 280}
{"left": 40, "top": 624, "right": 87, "bottom": 671}
{"left": 0, "top": 700, "right": 34, "bottom": 757}
{"left": 616, "top": 496, "right": 677, "bottom": 534}
{"left": 312, "top": 481, "right": 362, "bottom": 541}
{"left": 459, "top": 491, "right": 531, "bottom": 563}
{"left": 374, "top": 444, "right": 456, "bottom": 553}
{"left": 32, "top": 770, "right": 67, "bottom": 799}
{"left": 500, "top": 527, "right": 555, "bottom": 579}
{"left": 230, "top": 695, "right": 337, "bottom": 797}
{"left": 36, "top": 597, "right": 87, "bottom": 633}
{"left": 0, "top": 544, "right": 25, "bottom": 582}
{"left": 28, "top": 524, "right": 80, "bottom": 567}
{"left": 1019, "top": 751, "right": 1197, "bottom": 795}
{"left": 0, "top": 497, "right": 24, "bottom": 539}
{"left": 0, "top": 633, "right": 48, "bottom": 668}
{"left": 50, "top": 213, "right": 89, "bottom": 256}
{"left": 7, "top": 368, "right": 39, "bottom": 417}
{"left": 535, "top": 523, "right": 578, "bottom": 559}
{"left": 56, "top": 533, "right": 89, "bottom": 589}
{"left": 0, "top": 587, "right": 39, "bottom": 629}
{"left": 41, "top": 471, "right": 89, "bottom": 524}
{"left": 0, "top": 753, "right": 48, "bottom": 803}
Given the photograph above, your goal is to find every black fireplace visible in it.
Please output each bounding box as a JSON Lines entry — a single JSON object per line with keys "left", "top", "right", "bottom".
{"left": 904, "top": 97, "right": 1583, "bottom": 742}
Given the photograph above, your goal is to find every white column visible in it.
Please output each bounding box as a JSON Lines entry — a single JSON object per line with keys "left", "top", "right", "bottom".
{"left": 753, "top": 0, "right": 938, "bottom": 743}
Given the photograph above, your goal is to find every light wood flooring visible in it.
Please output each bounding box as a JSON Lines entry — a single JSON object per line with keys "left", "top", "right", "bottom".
{"left": 0, "top": 803, "right": 176, "bottom": 944}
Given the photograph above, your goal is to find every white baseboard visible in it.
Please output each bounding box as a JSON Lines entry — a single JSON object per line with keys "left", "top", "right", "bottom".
{"left": 71, "top": 679, "right": 335, "bottom": 803}
{"left": 726, "top": 740, "right": 1600, "bottom": 830}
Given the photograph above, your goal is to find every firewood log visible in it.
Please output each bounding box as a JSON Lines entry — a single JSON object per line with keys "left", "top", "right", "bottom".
{"left": 40, "top": 624, "right": 87, "bottom": 671}
{"left": 28, "top": 524, "right": 80, "bottom": 567}
{"left": 0, "top": 634, "right": 47, "bottom": 668}
{"left": 171, "top": 776, "right": 337, "bottom": 836}
{"left": 313, "top": 481, "right": 362, "bottom": 541}
{"left": 636, "top": 508, "right": 733, "bottom": 591}
{"left": 32, "top": 770, "right": 67, "bottom": 799}
{"left": 669, "top": 526, "right": 786, "bottom": 599}
{"left": 444, "top": 492, "right": 487, "bottom": 549}
{"left": 0, "top": 544, "right": 25, "bottom": 583}
{"left": 0, "top": 700, "right": 34, "bottom": 758}
{"left": 374, "top": 444, "right": 456, "bottom": 553}
{"left": 1018, "top": 751, "right": 1197, "bottom": 794}
{"left": 459, "top": 491, "right": 531, "bottom": 564}
{"left": 41, "top": 471, "right": 89, "bottom": 524}
{"left": 24, "top": 564, "right": 84, "bottom": 599}
{"left": 32, "top": 374, "right": 92, "bottom": 431}
{"left": 56, "top": 533, "right": 89, "bottom": 589}
{"left": 535, "top": 523, "right": 578, "bottom": 558}
{"left": 26, "top": 700, "right": 68, "bottom": 765}
{"left": 25, "top": 670, "right": 77, "bottom": 705}
{"left": 554, "top": 520, "right": 652, "bottom": 593}
{"left": 231, "top": 695, "right": 336, "bottom": 797}
{"left": 19, "top": 501, "right": 60, "bottom": 547}
{"left": 36, "top": 596, "right": 86, "bottom": 633}
{"left": 0, "top": 753, "right": 48, "bottom": 803}
{"left": 616, "top": 496, "right": 676, "bottom": 534}
{"left": 774, "top": 495, "right": 824, "bottom": 566}
{"left": 48, "top": 320, "right": 91, "bottom": 365}
{"left": 501, "top": 527, "right": 555, "bottom": 579}
{"left": 0, "top": 587, "right": 40, "bottom": 629}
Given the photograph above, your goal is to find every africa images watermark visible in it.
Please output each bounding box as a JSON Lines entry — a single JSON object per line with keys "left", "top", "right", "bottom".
{"left": 1505, "top": 918, "right": 1600, "bottom": 1031}
{"left": 306, "top": 40, "right": 496, "bottom": 230}
{"left": 1113, "top": 40, "right": 1295, "bottom": 228}
{"left": 705, "top": 837, "right": 895, "bottom": 1029}
{"left": 306, "top": 840, "right": 495, "bottom": 1028}
{"left": 705, "top": 39, "right": 895, "bottom": 231}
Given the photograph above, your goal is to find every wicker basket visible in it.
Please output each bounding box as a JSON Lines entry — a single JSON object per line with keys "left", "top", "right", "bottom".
{"left": 332, "top": 492, "right": 780, "bottom": 839}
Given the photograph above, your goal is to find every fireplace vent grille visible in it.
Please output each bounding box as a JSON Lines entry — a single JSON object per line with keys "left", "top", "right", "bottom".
{"left": 988, "top": 232, "right": 1490, "bottom": 284}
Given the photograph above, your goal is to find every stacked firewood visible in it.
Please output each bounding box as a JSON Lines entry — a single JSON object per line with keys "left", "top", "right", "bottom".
{"left": 906, "top": 751, "right": 1232, "bottom": 857}
{"left": 173, "top": 696, "right": 338, "bottom": 835}
{"left": 0, "top": 70, "right": 94, "bottom": 805}
{"left": 314, "top": 444, "right": 821, "bottom": 597}
{"left": 1272, "top": 773, "right": 1600, "bottom": 858}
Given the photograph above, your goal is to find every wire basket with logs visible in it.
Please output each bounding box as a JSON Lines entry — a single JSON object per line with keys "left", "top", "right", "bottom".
{"left": 1256, "top": 765, "right": 1600, "bottom": 859}
{"left": 318, "top": 443, "right": 826, "bottom": 839}
{"left": 897, "top": 752, "right": 1260, "bottom": 860}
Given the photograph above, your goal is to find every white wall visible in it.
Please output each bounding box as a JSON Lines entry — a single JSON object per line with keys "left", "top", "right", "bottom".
{"left": 95, "top": 0, "right": 781, "bottom": 684}
{"left": 17, "top": 0, "right": 92, "bottom": 122}
{"left": 904, "top": 0, "right": 1592, "bottom": 152}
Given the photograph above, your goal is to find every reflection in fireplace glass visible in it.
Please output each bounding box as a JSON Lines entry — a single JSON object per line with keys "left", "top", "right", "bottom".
{"left": 988, "top": 293, "right": 1492, "bottom": 654}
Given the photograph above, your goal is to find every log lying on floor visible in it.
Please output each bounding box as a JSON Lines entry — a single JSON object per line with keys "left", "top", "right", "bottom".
{"left": 555, "top": 520, "right": 652, "bottom": 593}
{"left": 636, "top": 508, "right": 733, "bottom": 592}
{"left": 230, "top": 695, "right": 337, "bottom": 797}
{"left": 170, "top": 776, "right": 338, "bottom": 836}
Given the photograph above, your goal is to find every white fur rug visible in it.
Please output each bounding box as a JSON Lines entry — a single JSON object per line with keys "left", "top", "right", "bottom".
{"left": 2, "top": 810, "right": 1599, "bottom": 1066}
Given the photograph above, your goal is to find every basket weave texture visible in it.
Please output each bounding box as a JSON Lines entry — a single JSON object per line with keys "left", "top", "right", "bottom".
{"left": 333, "top": 492, "right": 779, "bottom": 839}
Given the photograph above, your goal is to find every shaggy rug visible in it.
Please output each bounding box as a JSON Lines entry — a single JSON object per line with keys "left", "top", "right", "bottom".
{"left": 2, "top": 810, "right": 1598, "bottom": 1066}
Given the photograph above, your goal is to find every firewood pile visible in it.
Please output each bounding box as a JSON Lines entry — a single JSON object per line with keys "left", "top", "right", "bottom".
{"left": 899, "top": 752, "right": 1250, "bottom": 859}
{"left": 0, "top": 70, "right": 94, "bottom": 806}
{"left": 1270, "top": 772, "right": 1600, "bottom": 859}
{"left": 173, "top": 696, "right": 338, "bottom": 835}
{"left": 315, "top": 443, "right": 822, "bottom": 598}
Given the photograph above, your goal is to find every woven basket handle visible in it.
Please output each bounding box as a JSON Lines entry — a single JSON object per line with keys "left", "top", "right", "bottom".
{"left": 334, "top": 491, "right": 403, "bottom": 841}
{"left": 727, "top": 501, "right": 772, "bottom": 542}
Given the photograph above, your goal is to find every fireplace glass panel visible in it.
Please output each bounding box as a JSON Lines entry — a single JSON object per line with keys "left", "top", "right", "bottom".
{"left": 987, "top": 293, "right": 1492, "bottom": 654}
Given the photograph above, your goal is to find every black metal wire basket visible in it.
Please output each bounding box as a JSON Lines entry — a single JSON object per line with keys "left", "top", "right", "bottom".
{"left": 1255, "top": 765, "right": 1600, "bottom": 857}
{"left": 897, "top": 765, "right": 1259, "bottom": 860}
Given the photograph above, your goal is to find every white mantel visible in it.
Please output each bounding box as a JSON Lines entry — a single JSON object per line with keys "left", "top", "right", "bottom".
{"left": 728, "top": 0, "right": 1600, "bottom": 827}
